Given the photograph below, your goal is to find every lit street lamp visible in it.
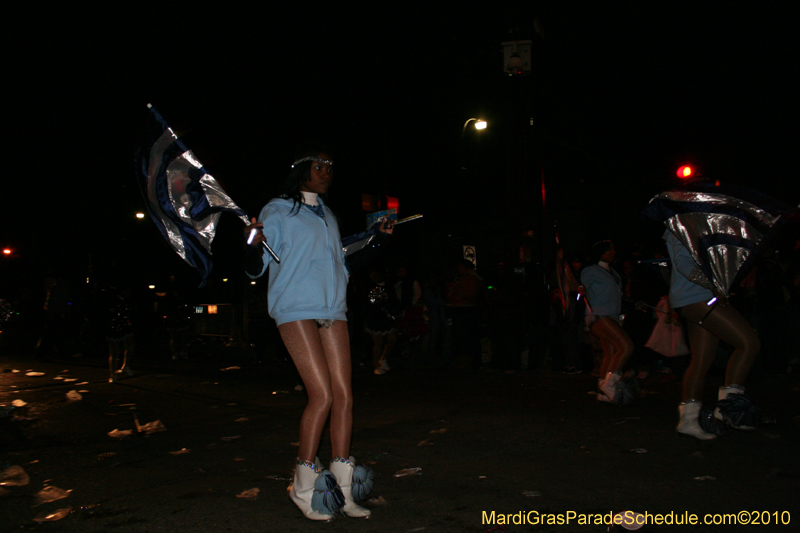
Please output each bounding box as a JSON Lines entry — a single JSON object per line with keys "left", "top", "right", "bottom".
{"left": 462, "top": 118, "right": 487, "bottom": 138}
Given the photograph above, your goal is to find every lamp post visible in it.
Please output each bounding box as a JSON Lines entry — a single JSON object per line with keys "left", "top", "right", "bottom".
{"left": 460, "top": 118, "right": 488, "bottom": 171}
{"left": 462, "top": 118, "right": 487, "bottom": 138}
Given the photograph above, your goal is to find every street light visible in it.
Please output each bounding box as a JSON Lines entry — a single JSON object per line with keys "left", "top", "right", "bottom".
{"left": 462, "top": 118, "right": 488, "bottom": 137}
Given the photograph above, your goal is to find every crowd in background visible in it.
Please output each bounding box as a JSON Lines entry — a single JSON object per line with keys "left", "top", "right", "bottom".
{"left": 2, "top": 237, "right": 799, "bottom": 387}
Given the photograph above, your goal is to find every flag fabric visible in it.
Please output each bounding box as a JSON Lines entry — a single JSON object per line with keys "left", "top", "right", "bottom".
{"left": 643, "top": 182, "right": 791, "bottom": 297}
{"left": 134, "top": 104, "right": 250, "bottom": 285}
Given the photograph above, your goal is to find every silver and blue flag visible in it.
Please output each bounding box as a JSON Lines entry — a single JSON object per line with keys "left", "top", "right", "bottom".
{"left": 134, "top": 104, "right": 250, "bottom": 285}
{"left": 644, "top": 182, "right": 792, "bottom": 297}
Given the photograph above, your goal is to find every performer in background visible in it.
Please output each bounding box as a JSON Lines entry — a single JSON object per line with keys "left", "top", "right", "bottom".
{"left": 580, "top": 240, "right": 634, "bottom": 403}
{"left": 665, "top": 231, "right": 760, "bottom": 440}
{"left": 245, "top": 147, "right": 391, "bottom": 520}
{"left": 106, "top": 284, "right": 135, "bottom": 383}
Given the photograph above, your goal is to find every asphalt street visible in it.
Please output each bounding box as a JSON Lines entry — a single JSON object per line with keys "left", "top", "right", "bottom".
{"left": 1, "top": 346, "right": 799, "bottom": 532}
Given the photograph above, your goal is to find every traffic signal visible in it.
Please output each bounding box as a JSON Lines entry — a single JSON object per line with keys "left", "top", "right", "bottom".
{"left": 676, "top": 165, "right": 694, "bottom": 179}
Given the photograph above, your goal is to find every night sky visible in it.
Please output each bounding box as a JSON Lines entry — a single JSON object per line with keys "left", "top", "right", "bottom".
{"left": 4, "top": 3, "right": 798, "bottom": 297}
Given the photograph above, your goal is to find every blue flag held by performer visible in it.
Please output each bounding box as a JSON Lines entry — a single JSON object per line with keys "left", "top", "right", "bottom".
{"left": 644, "top": 182, "right": 792, "bottom": 297}
{"left": 134, "top": 104, "right": 270, "bottom": 285}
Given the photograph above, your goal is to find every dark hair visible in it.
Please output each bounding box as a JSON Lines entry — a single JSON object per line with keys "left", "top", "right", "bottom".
{"left": 279, "top": 144, "right": 333, "bottom": 215}
{"left": 588, "top": 240, "right": 613, "bottom": 264}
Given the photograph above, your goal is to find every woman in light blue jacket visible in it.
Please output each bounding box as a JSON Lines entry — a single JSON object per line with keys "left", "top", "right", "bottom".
{"left": 246, "top": 147, "right": 391, "bottom": 521}
{"left": 580, "top": 240, "right": 634, "bottom": 403}
{"left": 665, "top": 231, "right": 760, "bottom": 440}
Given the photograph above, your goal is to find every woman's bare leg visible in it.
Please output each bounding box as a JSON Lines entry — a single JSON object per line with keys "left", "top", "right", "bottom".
{"left": 590, "top": 318, "right": 634, "bottom": 374}
{"left": 680, "top": 301, "right": 760, "bottom": 400}
{"left": 679, "top": 317, "right": 719, "bottom": 402}
{"left": 318, "top": 321, "right": 354, "bottom": 459}
{"left": 279, "top": 320, "right": 333, "bottom": 463}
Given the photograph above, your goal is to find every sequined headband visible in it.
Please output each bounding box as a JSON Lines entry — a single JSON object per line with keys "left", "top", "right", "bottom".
{"left": 291, "top": 157, "right": 333, "bottom": 168}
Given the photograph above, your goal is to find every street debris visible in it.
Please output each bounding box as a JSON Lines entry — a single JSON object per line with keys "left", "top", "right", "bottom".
{"left": 25, "top": 372, "right": 45, "bottom": 377}
{"left": 694, "top": 476, "right": 716, "bottom": 481}
{"left": 236, "top": 417, "right": 249, "bottom": 422}
{"left": 265, "top": 474, "right": 292, "bottom": 481}
{"left": 429, "top": 428, "right": 447, "bottom": 434}
{"left": 221, "top": 366, "right": 241, "bottom": 371}
{"left": 33, "top": 507, "right": 72, "bottom": 522}
{"left": 368, "top": 496, "right": 387, "bottom": 505}
{"left": 35, "top": 486, "right": 73, "bottom": 504}
{"left": 108, "top": 429, "right": 133, "bottom": 438}
{"left": 66, "top": 390, "right": 82, "bottom": 401}
{"left": 393, "top": 468, "right": 422, "bottom": 477}
{"left": 236, "top": 488, "right": 260, "bottom": 500}
{"left": 170, "top": 448, "right": 191, "bottom": 455}
{"left": 628, "top": 448, "right": 647, "bottom": 454}
{"left": 417, "top": 439, "right": 432, "bottom": 447}
{"left": 222, "top": 435, "right": 241, "bottom": 441}
{"left": 0, "top": 465, "right": 30, "bottom": 487}
{"left": 137, "top": 420, "right": 166, "bottom": 434}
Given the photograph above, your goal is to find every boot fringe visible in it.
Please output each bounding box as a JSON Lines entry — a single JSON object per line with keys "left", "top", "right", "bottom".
{"left": 351, "top": 464, "right": 374, "bottom": 502}
{"left": 717, "top": 393, "right": 761, "bottom": 429}
{"left": 312, "top": 470, "right": 344, "bottom": 515}
{"left": 698, "top": 405, "right": 727, "bottom": 436}
{"left": 614, "top": 377, "right": 639, "bottom": 406}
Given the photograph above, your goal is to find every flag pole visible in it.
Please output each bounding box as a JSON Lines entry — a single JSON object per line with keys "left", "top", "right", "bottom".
{"left": 246, "top": 224, "right": 280, "bottom": 263}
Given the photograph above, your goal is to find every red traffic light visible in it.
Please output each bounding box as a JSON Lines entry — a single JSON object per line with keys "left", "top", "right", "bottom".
{"left": 677, "top": 165, "right": 694, "bottom": 179}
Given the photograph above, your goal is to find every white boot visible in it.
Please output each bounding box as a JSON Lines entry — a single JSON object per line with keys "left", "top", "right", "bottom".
{"left": 330, "top": 456, "right": 372, "bottom": 518}
{"left": 676, "top": 401, "right": 717, "bottom": 440}
{"left": 598, "top": 372, "right": 620, "bottom": 403}
{"left": 288, "top": 460, "right": 337, "bottom": 521}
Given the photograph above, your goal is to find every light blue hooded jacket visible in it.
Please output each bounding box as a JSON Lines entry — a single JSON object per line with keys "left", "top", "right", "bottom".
{"left": 580, "top": 264, "right": 623, "bottom": 318}
{"left": 247, "top": 197, "right": 348, "bottom": 326}
{"left": 664, "top": 230, "right": 714, "bottom": 308}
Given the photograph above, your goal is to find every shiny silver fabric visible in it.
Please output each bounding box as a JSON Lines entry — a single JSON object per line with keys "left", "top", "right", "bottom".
{"left": 147, "top": 128, "right": 249, "bottom": 261}
{"left": 664, "top": 211, "right": 759, "bottom": 297}
{"left": 655, "top": 191, "right": 772, "bottom": 297}
{"left": 655, "top": 190, "right": 781, "bottom": 227}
